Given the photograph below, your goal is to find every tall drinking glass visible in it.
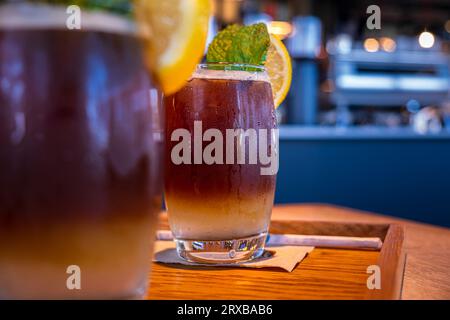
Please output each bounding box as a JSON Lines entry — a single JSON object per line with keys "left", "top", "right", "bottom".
{"left": 0, "top": 2, "right": 163, "bottom": 298}
{"left": 165, "top": 63, "right": 278, "bottom": 264}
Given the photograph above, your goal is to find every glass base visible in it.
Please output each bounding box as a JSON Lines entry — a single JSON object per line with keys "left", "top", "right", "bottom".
{"left": 175, "top": 232, "right": 267, "bottom": 264}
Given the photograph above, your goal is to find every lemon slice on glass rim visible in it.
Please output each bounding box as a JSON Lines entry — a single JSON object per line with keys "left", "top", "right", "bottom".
{"left": 265, "top": 34, "right": 292, "bottom": 108}
{"left": 135, "top": 0, "right": 211, "bottom": 95}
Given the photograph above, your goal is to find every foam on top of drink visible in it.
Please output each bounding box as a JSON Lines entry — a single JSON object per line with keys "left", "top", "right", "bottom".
{"left": 0, "top": 3, "right": 136, "bottom": 35}
{"left": 192, "top": 67, "right": 270, "bottom": 83}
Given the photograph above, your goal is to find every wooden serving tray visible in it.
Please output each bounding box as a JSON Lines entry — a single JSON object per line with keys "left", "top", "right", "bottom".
{"left": 147, "top": 215, "right": 405, "bottom": 300}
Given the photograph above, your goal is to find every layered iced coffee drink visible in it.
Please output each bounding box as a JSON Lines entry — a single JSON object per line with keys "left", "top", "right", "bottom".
{"left": 0, "top": 3, "right": 163, "bottom": 298}
{"left": 165, "top": 64, "right": 278, "bottom": 263}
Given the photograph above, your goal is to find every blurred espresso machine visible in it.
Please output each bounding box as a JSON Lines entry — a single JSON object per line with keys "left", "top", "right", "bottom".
{"left": 328, "top": 37, "right": 450, "bottom": 127}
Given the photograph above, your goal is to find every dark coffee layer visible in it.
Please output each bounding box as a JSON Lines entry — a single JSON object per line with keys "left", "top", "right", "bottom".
{"left": 0, "top": 29, "right": 163, "bottom": 228}
{"left": 164, "top": 78, "right": 276, "bottom": 199}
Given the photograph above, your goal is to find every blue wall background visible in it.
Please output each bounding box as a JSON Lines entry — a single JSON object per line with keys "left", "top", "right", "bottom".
{"left": 274, "top": 127, "right": 450, "bottom": 227}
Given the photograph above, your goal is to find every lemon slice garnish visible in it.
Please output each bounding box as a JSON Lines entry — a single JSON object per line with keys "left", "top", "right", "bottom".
{"left": 135, "top": 0, "right": 211, "bottom": 95}
{"left": 265, "top": 35, "right": 292, "bottom": 108}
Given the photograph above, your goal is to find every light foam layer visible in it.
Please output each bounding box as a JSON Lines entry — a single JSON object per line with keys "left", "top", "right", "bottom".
{"left": 0, "top": 3, "right": 136, "bottom": 35}
{"left": 0, "top": 214, "right": 156, "bottom": 299}
{"left": 166, "top": 193, "right": 274, "bottom": 240}
{"left": 192, "top": 66, "right": 270, "bottom": 83}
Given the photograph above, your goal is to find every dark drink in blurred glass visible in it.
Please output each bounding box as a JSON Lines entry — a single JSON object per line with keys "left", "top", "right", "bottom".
{"left": 0, "top": 4, "right": 163, "bottom": 298}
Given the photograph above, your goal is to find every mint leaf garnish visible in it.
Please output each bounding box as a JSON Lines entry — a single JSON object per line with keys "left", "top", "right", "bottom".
{"left": 206, "top": 23, "right": 270, "bottom": 66}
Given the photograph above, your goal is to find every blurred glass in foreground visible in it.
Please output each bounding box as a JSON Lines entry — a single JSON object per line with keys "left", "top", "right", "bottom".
{"left": 0, "top": 1, "right": 163, "bottom": 299}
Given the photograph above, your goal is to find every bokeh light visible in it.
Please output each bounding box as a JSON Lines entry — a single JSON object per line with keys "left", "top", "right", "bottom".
{"left": 380, "top": 37, "right": 396, "bottom": 52}
{"left": 418, "top": 31, "right": 435, "bottom": 48}
{"left": 363, "top": 38, "right": 379, "bottom": 52}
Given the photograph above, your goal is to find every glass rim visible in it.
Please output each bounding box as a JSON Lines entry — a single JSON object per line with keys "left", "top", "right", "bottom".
{"left": 192, "top": 62, "right": 270, "bottom": 82}
{"left": 0, "top": 1, "right": 135, "bottom": 33}
{"left": 197, "top": 62, "right": 266, "bottom": 72}
{"left": 0, "top": 0, "right": 132, "bottom": 16}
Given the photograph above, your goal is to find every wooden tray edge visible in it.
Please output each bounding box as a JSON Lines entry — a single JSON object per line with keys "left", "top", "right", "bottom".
{"left": 365, "top": 224, "right": 405, "bottom": 299}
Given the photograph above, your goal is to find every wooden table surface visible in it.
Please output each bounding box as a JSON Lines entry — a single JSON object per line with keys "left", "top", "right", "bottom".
{"left": 148, "top": 204, "right": 450, "bottom": 300}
